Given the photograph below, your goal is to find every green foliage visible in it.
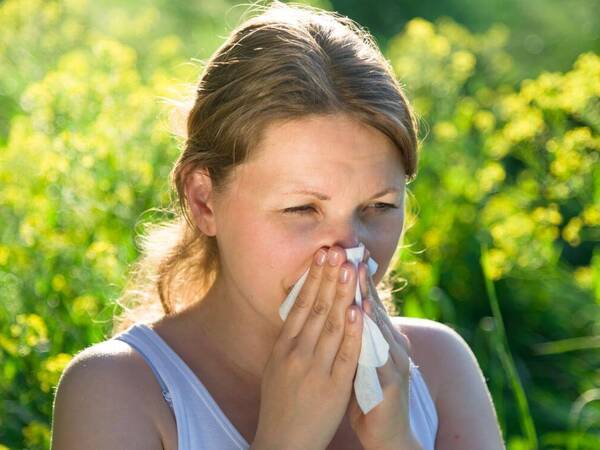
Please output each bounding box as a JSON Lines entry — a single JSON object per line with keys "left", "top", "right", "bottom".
{"left": 329, "top": 0, "right": 600, "bottom": 81}
{"left": 0, "top": 0, "right": 235, "bottom": 447}
{"left": 0, "top": 0, "right": 598, "bottom": 449}
{"left": 388, "top": 16, "right": 600, "bottom": 449}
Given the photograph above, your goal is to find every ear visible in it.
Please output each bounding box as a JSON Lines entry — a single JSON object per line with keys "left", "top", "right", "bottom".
{"left": 184, "top": 168, "right": 217, "bottom": 237}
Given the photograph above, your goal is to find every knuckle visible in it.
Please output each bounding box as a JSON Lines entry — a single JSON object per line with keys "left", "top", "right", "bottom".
{"left": 337, "top": 347, "right": 353, "bottom": 363}
{"left": 323, "top": 317, "right": 342, "bottom": 335}
{"left": 294, "top": 291, "right": 312, "bottom": 310}
{"left": 323, "top": 268, "right": 338, "bottom": 283}
{"left": 311, "top": 300, "right": 329, "bottom": 316}
{"left": 308, "top": 267, "right": 321, "bottom": 282}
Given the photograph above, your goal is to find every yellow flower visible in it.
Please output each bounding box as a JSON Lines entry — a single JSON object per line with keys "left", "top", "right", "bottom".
{"left": 582, "top": 204, "right": 600, "bottom": 226}
{"left": 562, "top": 217, "right": 583, "bottom": 246}
{"left": 72, "top": 294, "right": 99, "bottom": 319}
{"left": 451, "top": 50, "right": 476, "bottom": 77}
{"left": 406, "top": 18, "right": 435, "bottom": 39}
{"left": 473, "top": 110, "right": 496, "bottom": 133}
{"left": 482, "top": 247, "right": 509, "bottom": 280}
{"left": 477, "top": 162, "right": 506, "bottom": 193}
{"left": 22, "top": 421, "right": 51, "bottom": 448}
{"left": 532, "top": 204, "right": 563, "bottom": 226}
{"left": 38, "top": 353, "right": 73, "bottom": 392}
{"left": 433, "top": 121, "right": 458, "bottom": 141}
{"left": 51, "top": 273, "right": 67, "bottom": 292}
{"left": 0, "top": 245, "right": 9, "bottom": 265}
{"left": 503, "top": 108, "right": 544, "bottom": 142}
{"left": 573, "top": 266, "right": 593, "bottom": 290}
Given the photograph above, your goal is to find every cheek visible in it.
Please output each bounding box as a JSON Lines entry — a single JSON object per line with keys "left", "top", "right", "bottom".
{"left": 263, "top": 223, "right": 319, "bottom": 293}
{"left": 221, "top": 214, "right": 307, "bottom": 314}
{"left": 361, "top": 217, "right": 404, "bottom": 283}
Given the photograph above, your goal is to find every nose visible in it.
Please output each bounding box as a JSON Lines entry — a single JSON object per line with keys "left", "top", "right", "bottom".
{"left": 334, "top": 237, "right": 360, "bottom": 250}
{"left": 318, "top": 219, "right": 363, "bottom": 254}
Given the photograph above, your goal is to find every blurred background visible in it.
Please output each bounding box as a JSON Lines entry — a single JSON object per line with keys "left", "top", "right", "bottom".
{"left": 0, "top": 0, "right": 598, "bottom": 448}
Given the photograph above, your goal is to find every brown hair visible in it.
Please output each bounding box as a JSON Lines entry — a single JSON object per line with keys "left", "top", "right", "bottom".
{"left": 111, "top": 0, "right": 420, "bottom": 336}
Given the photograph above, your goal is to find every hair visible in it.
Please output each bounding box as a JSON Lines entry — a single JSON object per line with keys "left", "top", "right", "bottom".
{"left": 110, "top": 0, "right": 420, "bottom": 336}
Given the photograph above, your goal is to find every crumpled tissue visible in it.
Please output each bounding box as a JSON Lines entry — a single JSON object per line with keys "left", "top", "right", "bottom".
{"left": 278, "top": 242, "right": 389, "bottom": 414}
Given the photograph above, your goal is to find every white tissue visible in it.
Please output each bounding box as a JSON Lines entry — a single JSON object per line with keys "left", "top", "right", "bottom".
{"left": 278, "top": 242, "right": 389, "bottom": 414}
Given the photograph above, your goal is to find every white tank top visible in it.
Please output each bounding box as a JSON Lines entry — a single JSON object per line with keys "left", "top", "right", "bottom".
{"left": 113, "top": 323, "right": 438, "bottom": 450}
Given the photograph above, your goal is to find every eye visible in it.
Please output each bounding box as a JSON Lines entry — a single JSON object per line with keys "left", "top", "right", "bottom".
{"left": 370, "top": 202, "right": 398, "bottom": 211}
{"left": 283, "top": 205, "right": 317, "bottom": 215}
{"left": 283, "top": 203, "right": 398, "bottom": 215}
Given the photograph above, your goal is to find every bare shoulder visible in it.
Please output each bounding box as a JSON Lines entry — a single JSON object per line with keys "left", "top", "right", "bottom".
{"left": 388, "top": 315, "right": 489, "bottom": 404}
{"left": 51, "top": 338, "right": 166, "bottom": 450}
{"left": 388, "top": 316, "right": 459, "bottom": 401}
{"left": 390, "top": 316, "right": 505, "bottom": 449}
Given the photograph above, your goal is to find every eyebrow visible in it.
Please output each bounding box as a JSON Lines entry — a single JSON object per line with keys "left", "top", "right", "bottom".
{"left": 285, "top": 186, "right": 401, "bottom": 201}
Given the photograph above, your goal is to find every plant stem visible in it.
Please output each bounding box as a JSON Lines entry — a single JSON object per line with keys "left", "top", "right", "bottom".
{"left": 480, "top": 242, "right": 538, "bottom": 449}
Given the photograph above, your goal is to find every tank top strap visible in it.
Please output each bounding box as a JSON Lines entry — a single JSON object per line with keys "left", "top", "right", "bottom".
{"left": 112, "top": 323, "right": 251, "bottom": 450}
{"left": 113, "top": 324, "right": 175, "bottom": 415}
{"left": 408, "top": 357, "right": 439, "bottom": 447}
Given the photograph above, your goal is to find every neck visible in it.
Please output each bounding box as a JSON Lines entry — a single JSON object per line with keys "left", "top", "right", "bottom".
{"left": 187, "top": 274, "right": 282, "bottom": 387}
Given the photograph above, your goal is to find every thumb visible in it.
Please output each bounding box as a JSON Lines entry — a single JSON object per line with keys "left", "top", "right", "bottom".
{"left": 346, "top": 387, "right": 361, "bottom": 426}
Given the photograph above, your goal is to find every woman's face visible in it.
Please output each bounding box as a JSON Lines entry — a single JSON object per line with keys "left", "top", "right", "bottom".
{"left": 203, "top": 112, "right": 406, "bottom": 327}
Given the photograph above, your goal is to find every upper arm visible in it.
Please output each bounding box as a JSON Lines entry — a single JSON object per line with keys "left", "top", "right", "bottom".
{"left": 50, "top": 341, "right": 164, "bottom": 450}
{"left": 425, "top": 323, "right": 505, "bottom": 450}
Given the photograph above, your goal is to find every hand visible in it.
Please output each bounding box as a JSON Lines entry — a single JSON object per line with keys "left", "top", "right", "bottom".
{"left": 346, "top": 251, "right": 422, "bottom": 450}
{"left": 253, "top": 246, "right": 365, "bottom": 450}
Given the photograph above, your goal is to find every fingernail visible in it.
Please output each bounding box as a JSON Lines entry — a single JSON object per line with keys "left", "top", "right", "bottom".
{"left": 360, "top": 263, "right": 368, "bottom": 285}
{"left": 364, "top": 298, "right": 372, "bottom": 315}
{"left": 348, "top": 307, "right": 357, "bottom": 323}
{"left": 339, "top": 266, "right": 349, "bottom": 283}
{"left": 327, "top": 249, "right": 339, "bottom": 266}
{"left": 315, "top": 250, "right": 327, "bottom": 266}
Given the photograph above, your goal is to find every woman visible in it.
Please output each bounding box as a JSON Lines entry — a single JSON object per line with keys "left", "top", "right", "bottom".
{"left": 51, "top": 2, "right": 504, "bottom": 449}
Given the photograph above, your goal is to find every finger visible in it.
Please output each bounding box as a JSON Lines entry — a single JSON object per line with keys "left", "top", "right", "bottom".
{"left": 362, "top": 290, "right": 375, "bottom": 319}
{"left": 296, "top": 246, "right": 348, "bottom": 355}
{"left": 360, "top": 298, "right": 399, "bottom": 384}
{"left": 365, "top": 274, "right": 412, "bottom": 354}
{"left": 363, "top": 289, "right": 386, "bottom": 332}
{"left": 363, "top": 292, "right": 411, "bottom": 368}
{"left": 376, "top": 335, "right": 411, "bottom": 389}
{"left": 363, "top": 295, "right": 393, "bottom": 352}
{"left": 314, "top": 262, "right": 358, "bottom": 371}
{"left": 363, "top": 247, "right": 370, "bottom": 264}
{"left": 388, "top": 320, "right": 412, "bottom": 354}
{"left": 375, "top": 344, "right": 398, "bottom": 386}
{"left": 358, "top": 262, "right": 369, "bottom": 303}
{"left": 279, "top": 247, "right": 328, "bottom": 341}
{"left": 363, "top": 247, "right": 376, "bottom": 282}
{"left": 331, "top": 305, "right": 364, "bottom": 382}
{"left": 378, "top": 312, "right": 410, "bottom": 372}
{"left": 364, "top": 300, "right": 411, "bottom": 385}
{"left": 365, "top": 273, "right": 388, "bottom": 318}
{"left": 365, "top": 272, "right": 394, "bottom": 330}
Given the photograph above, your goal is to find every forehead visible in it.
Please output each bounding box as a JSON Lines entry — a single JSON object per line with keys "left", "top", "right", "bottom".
{"left": 237, "top": 113, "right": 405, "bottom": 189}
